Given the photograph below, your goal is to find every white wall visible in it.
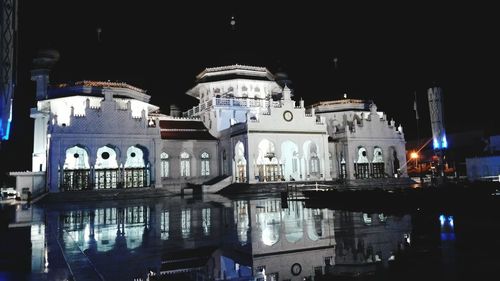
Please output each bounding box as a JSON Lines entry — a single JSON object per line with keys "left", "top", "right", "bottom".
{"left": 318, "top": 106, "right": 407, "bottom": 179}
{"left": 466, "top": 156, "right": 500, "bottom": 181}
{"left": 160, "top": 139, "right": 219, "bottom": 189}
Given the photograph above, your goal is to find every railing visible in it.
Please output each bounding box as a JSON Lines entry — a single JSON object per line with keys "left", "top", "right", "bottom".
{"left": 183, "top": 97, "right": 281, "bottom": 118}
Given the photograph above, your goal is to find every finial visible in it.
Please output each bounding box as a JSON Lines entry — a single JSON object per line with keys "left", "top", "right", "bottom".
{"left": 370, "top": 103, "right": 378, "bottom": 115}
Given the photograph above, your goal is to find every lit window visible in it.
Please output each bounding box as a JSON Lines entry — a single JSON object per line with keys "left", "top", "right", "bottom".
{"left": 181, "top": 209, "right": 191, "bottom": 239}
{"left": 201, "top": 152, "right": 210, "bottom": 176}
{"left": 161, "top": 211, "right": 169, "bottom": 240}
{"left": 160, "top": 152, "right": 169, "bottom": 178}
{"left": 310, "top": 152, "right": 320, "bottom": 173}
{"left": 180, "top": 152, "right": 190, "bottom": 177}
{"left": 202, "top": 208, "right": 211, "bottom": 236}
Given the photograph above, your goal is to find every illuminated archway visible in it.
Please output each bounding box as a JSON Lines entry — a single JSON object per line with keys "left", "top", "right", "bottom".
{"left": 235, "top": 141, "right": 247, "bottom": 182}
{"left": 355, "top": 147, "right": 369, "bottom": 178}
{"left": 256, "top": 139, "right": 282, "bottom": 182}
{"left": 94, "top": 145, "right": 119, "bottom": 189}
{"left": 309, "top": 142, "right": 320, "bottom": 177}
{"left": 62, "top": 145, "right": 91, "bottom": 191}
{"left": 123, "top": 146, "right": 149, "bottom": 188}
{"left": 372, "top": 147, "right": 385, "bottom": 178}
{"left": 281, "top": 140, "right": 299, "bottom": 181}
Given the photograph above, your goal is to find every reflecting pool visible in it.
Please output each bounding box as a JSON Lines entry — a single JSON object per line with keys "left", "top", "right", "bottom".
{"left": 1, "top": 193, "right": 499, "bottom": 280}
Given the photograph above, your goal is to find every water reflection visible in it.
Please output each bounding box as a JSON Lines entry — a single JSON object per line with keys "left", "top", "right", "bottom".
{"left": 2, "top": 196, "right": 416, "bottom": 280}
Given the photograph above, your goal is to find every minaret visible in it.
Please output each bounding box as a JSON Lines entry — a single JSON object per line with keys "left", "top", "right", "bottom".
{"left": 30, "top": 49, "right": 59, "bottom": 172}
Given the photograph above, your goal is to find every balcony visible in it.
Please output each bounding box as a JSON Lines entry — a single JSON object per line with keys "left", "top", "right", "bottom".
{"left": 183, "top": 97, "right": 273, "bottom": 118}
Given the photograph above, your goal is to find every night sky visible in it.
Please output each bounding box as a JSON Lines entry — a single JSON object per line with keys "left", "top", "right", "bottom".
{"left": 1, "top": 1, "right": 498, "bottom": 179}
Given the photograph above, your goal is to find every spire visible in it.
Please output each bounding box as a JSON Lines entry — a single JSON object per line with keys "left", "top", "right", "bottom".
{"left": 369, "top": 102, "right": 378, "bottom": 117}
{"left": 283, "top": 84, "right": 291, "bottom": 100}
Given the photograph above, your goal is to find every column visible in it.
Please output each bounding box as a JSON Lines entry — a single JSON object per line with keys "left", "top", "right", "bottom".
{"left": 153, "top": 139, "right": 162, "bottom": 188}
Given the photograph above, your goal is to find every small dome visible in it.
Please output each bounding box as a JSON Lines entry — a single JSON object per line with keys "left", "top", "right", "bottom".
{"left": 275, "top": 71, "right": 292, "bottom": 88}
{"left": 32, "top": 49, "right": 60, "bottom": 69}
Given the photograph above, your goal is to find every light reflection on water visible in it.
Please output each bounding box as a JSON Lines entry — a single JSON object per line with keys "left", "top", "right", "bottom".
{"left": 3, "top": 196, "right": 415, "bottom": 280}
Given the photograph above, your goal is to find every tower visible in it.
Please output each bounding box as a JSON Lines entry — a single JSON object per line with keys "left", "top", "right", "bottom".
{"left": 30, "top": 49, "right": 59, "bottom": 172}
{"left": 427, "top": 86, "right": 447, "bottom": 182}
{"left": 0, "top": 0, "right": 17, "bottom": 142}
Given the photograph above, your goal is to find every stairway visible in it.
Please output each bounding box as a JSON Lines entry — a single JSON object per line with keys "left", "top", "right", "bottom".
{"left": 202, "top": 175, "right": 232, "bottom": 193}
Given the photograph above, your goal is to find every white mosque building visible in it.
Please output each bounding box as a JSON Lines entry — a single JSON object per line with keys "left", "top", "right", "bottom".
{"left": 12, "top": 64, "right": 407, "bottom": 195}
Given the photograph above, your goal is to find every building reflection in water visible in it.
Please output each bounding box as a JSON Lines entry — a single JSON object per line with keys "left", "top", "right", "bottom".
{"left": 6, "top": 196, "right": 413, "bottom": 280}
{"left": 332, "top": 211, "right": 412, "bottom": 277}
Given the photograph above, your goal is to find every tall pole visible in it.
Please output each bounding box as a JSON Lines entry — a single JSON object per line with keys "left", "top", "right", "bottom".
{"left": 414, "top": 91, "right": 419, "bottom": 149}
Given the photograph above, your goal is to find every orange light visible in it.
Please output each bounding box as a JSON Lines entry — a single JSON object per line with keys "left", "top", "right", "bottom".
{"left": 410, "top": 152, "right": 419, "bottom": 159}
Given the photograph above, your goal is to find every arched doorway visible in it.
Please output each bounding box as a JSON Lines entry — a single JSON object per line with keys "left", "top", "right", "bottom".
{"left": 355, "top": 147, "right": 369, "bottom": 179}
{"left": 309, "top": 142, "right": 320, "bottom": 179}
{"left": 372, "top": 147, "right": 385, "bottom": 178}
{"left": 95, "top": 145, "right": 119, "bottom": 189}
{"left": 390, "top": 147, "right": 400, "bottom": 177}
{"left": 62, "top": 145, "right": 91, "bottom": 191}
{"left": 281, "top": 140, "right": 299, "bottom": 181}
{"left": 235, "top": 142, "right": 247, "bottom": 182}
{"left": 256, "top": 139, "right": 282, "bottom": 182}
{"left": 124, "top": 146, "right": 149, "bottom": 188}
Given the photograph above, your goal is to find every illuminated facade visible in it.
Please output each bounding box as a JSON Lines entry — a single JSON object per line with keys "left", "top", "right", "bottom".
{"left": 313, "top": 100, "right": 408, "bottom": 179}
{"left": 33, "top": 80, "right": 162, "bottom": 193}
{"left": 13, "top": 64, "right": 408, "bottom": 194}
{"left": 185, "top": 65, "right": 332, "bottom": 186}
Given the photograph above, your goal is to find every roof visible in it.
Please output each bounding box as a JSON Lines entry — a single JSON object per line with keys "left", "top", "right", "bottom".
{"left": 48, "top": 80, "right": 151, "bottom": 103}
{"left": 52, "top": 80, "right": 146, "bottom": 93}
{"left": 195, "top": 64, "right": 275, "bottom": 82}
{"left": 311, "top": 99, "right": 372, "bottom": 113}
{"left": 159, "top": 119, "right": 216, "bottom": 140}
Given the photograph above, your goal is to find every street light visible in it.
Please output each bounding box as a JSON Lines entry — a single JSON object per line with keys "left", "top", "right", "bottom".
{"left": 410, "top": 151, "right": 419, "bottom": 172}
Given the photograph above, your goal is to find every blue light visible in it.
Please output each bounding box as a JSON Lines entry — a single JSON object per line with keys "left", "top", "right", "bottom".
{"left": 433, "top": 138, "right": 440, "bottom": 150}
{"left": 1, "top": 119, "right": 11, "bottom": 140}
{"left": 1, "top": 102, "right": 13, "bottom": 140}
{"left": 441, "top": 135, "right": 448, "bottom": 149}
{"left": 448, "top": 216, "right": 454, "bottom": 227}
{"left": 439, "top": 214, "right": 445, "bottom": 226}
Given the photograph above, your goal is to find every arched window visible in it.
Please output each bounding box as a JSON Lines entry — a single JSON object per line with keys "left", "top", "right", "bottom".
{"left": 292, "top": 151, "right": 299, "bottom": 173}
{"left": 355, "top": 147, "right": 370, "bottom": 179}
{"left": 181, "top": 209, "right": 191, "bottom": 239}
{"left": 94, "top": 146, "right": 119, "bottom": 189}
{"left": 201, "top": 152, "right": 210, "bottom": 176}
{"left": 62, "top": 146, "right": 91, "bottom": 191}
{"left": 372, "top": 147, "right": 384, "bottom": 178}
{"left": 310, "top": 152, "right": 320, "bottom": 174}
{"left": 309, "top": 143, "right": 320, "bottom": 175}
{"left": 160, "top": 152, "right": 169, "bottom": 178}
{"left": 180, "top": 152, "right": 190, "bottom": 177}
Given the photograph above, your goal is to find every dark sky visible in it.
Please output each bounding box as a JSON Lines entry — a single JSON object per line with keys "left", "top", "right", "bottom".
{"left": 1, "top": 1, "right": 498, "bottom": 176}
